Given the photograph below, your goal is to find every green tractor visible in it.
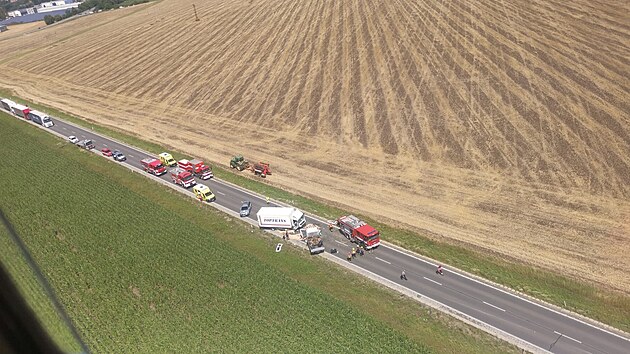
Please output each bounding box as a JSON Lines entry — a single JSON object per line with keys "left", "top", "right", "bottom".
{"left": 230, "top": 155, "right": 250, "bottom": 171}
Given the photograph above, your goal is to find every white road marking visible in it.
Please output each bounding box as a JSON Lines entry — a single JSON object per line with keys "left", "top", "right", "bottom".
{"left": 554, "top": 331, "right": 582, "bottom": 344}
{"left": 103, "top": 144, "right": 107, "bottom": 147}
{"left": 375, "top": 257, "right": 391, "bottom": 264}
{"left": 423, "top": 277, "right": 442, "bottom": 286}
{"left": 215, "top": 191, "right": 225, "bottom": 196}
{"left": 483, "top": 301, "right": 506, "bottom": 312}
{"left": 381, "top": 242, "right": 630, "bottom": 342}
{"left": 334, "top": 240, "right": 346, "bottom": 245}
{"left": 62, "top": 127, "right": 67, "bottom": 130}
{"left": 44, "top": 115, "right": 626, "bottom": 347}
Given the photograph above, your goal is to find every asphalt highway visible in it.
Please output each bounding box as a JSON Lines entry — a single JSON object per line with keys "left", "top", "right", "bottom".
{"left": 13, "top": 113, "right": 630, "bottom": 354}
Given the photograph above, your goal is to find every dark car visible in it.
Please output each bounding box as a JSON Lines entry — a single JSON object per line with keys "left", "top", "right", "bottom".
{"left": 112, "top": 150, "right": 127, "bottom": 162}
{"left": 239, "top": 201, "right": 252, "bottom": 217}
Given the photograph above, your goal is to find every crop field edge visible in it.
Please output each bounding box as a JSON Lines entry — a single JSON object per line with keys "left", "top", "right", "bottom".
{"left": 1, "top": 88, "right": 628, "bottom": 333}
{"left": 0, "top": 110, "right": 520, "bottom": 353}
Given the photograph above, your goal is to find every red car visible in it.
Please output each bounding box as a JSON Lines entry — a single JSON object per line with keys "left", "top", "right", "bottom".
{"left": 101, "top": 148, "right": 113, "bottom": 157}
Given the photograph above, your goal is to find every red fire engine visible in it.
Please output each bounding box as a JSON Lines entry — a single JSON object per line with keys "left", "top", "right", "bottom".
{"left": 178, "top": 159, "right": 213, "bottom": 180}
{"left": 141, "top": 158, "right": 167, "bottom": 176}
{"left": 336, "top": 215, "right": 381, "bottom": 249}
{"left": 170, "top": 167, "right": 196, "bottom": 188}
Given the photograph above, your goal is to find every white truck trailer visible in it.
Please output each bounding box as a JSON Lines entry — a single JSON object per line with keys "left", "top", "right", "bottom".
{"left": 256, "top": 207, "right": 307, "bottom": 230}
{"left": 1, "top": 98, "right": 16, "bottom": 113}
{"left": 28, "top": 110, "right": 54, "bottom": 127}
{"left": 12, "top": 104, "right": 30, "bottom": 119}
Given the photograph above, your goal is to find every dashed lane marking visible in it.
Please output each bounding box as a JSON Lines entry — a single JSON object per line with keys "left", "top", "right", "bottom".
{"left": 375, "top": 257, "right": 391, "bottom": 264}
{"left": 554, "top": 331, "right": 582, "bottom": 344}
{"left": 423, "top": 277, "right": 442, "bottom": 286}
{"left": 483, "top": 301, "right": 506, "bottom": 312}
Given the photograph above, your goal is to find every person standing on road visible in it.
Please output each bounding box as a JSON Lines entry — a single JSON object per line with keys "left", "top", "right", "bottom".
{"left": 401, "top": 269, "right": 407, "bottom": 280}
{"left": 347, "top": 252, "right": 352, "bottom": 262}
{"left": 266, "top": 196, "right": 270, "bottom": 204}
{"left": 436, "top": 265, "right": 444, "bottom": 275}
{"left": 351, "top": 248, "right": 356, "bottom": 258}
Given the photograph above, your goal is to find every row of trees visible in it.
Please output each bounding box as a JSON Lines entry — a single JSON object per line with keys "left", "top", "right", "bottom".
{"left": 43, "top": 7, "right": 80, "bottom": 25}
{"left": 43, "top": 0, "right": 151, "bottom": 25}
{"left": 76, "top": 0, "right": 151, "bottom": 13}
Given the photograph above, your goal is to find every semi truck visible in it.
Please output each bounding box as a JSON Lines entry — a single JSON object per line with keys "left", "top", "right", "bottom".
{"left": 170, "top": 167, "right": 196, "bottom": 188}
{"left": 336, "top": 215, "right": 381, "bottom": 249}
{"left": 300, "top": 224, "right": 325, "bottom": 255}
{"left": 28, "top": 110, "right": 54, "bottom": 127}
{"left": 178, "top": 159, "right": 213, "bottom": 179}
{"left": 141, "top": 158, "right": 167, "bottom": 176}
{"left": 1, "top": 98, "right": 16, "bottom": 112}
{"left": 159, "top": 152, "right": 177, "bottom": 167}
{"left": 12, "top": 104, "right": 30, "bottom": 119}
{"left": 193, "top": 184, "right": 216, "bottom": 202}
{"left": 256, "top": 207, "right": 307, "bottom": 230}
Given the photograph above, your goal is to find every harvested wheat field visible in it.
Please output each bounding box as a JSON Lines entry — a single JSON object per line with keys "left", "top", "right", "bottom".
{"left": 0, "top": 0, "right": 628, "bottom": 292}
{"left": 0, "top": 21, "right": 44, "bottom": 39}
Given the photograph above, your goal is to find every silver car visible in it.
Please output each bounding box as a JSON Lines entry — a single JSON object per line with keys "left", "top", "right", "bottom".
{"left": 239, "top": 201, "right": 252, "bottom": 217}
{"left": 112, "top": 150, "right": 127, "bottom": 162}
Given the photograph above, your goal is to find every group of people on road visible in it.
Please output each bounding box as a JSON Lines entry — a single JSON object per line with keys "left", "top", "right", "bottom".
{"left": 346, "top": 245, "right": 366, "bottom": 261}
{"left": 265, "top": 198, "right": 448, "bottom": 280}
{"left": 343, "top": 245, "right": 445, "bottom": 280}
{"left": 400, "top": 265, "right": 443, "bottom": 281}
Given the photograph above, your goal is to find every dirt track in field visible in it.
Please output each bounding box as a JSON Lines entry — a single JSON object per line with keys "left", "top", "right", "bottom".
{"left": 0, "top": 0, "right": 628, "bottom": 292}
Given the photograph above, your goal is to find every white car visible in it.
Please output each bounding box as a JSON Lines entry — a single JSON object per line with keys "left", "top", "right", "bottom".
{"left": 68, "top": 135, "right": 79, "bottom": 144}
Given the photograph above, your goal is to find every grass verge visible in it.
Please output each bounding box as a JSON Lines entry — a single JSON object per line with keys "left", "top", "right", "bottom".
{"left": 0, "top": 110, "right": 517, "bottom": 352}
{"left": 2, "top": 88, "right": 628, "bottom": 333}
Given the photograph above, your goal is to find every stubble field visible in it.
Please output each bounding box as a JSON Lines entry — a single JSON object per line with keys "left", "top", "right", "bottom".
{"left": 0, "top": 0, "right": 628, "bottom": 292}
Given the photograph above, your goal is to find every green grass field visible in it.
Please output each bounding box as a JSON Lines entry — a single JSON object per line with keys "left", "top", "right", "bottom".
{"left": 0, "top": 111, "right": 518, "bottom": 352}
{"left": 1, "top": 88, "right": 627, "bottom": 333}
{"left": 0, "top": 224, "right": 82, "bottom": 353}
